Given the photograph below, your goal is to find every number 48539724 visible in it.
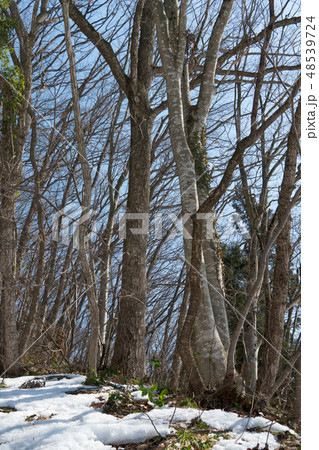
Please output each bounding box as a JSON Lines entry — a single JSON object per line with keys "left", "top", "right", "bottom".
{"left": 306, "top": 17, "right": 316, "bottom": 79}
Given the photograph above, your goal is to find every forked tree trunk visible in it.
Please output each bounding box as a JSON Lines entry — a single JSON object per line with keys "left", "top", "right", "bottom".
{"left": 166, "top": 73, "right": 227, "bottom": 389}
{"left": 153, "top": 0, "right": 233, "bottom": 391}
{"left": 188, "top": 135, "right": 229, "bottom": 387}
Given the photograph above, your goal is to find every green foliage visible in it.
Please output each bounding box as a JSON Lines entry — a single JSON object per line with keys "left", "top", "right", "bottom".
{"left": 85, "top": 370, "right": 103, "bottom": 386}
{"left": 140, "top": 384, "right": 168, "bottom": 407}
{"left": 156, "top": 388, "right": 168, "bottom": 407}
{"left": 220, "top": 434, "right": 230, "bottom": 440}
{"left": 140, "top": 384, "right": 157, "bottom": 402}
{"left": 0, "top": 0, "right": 24, "bottom": 122}
{"left": 149, "top": 356, "right": 161, "bottom": 368}
{"left": 107, "top": 392, "right": 127, "bottom": 407}
{"left": 25, "top": 415, "right": 36, "bottom": 422}
{"left": 178, "top": 397, "right": 199, "bottom": 408}
{"left": 222, "top": 243, "right": 249, "bottom": 368}
{"left": 102, "top": 366, "right": 120, "bottom": 377}
{"left": 156, "top": 379, "right": 173, "bottom": 395}
{"left": 0, "top": 406, "right": 16, "bottom": 413}
{"left": 85, "top": 368, "right": 126, "bottom": 387}
{"left": 194, "top": 421, "right": 209, "bottom": 430}
{"left": 168, "top": 429, "right": 214, "bottom": 449}
{"left": 25, "top": 370, "right": 38, "bottom": 376}
{"left": 0, "top": 1, "right": 13, "bottom": 43}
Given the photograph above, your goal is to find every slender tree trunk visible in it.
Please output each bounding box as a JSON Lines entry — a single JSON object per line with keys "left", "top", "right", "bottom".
{"left": 98, "top": 152, "right": 128, "bottom": 367}
{"left": 18, "top": 116, "right": 46, "bottom": 355}
{"left": 257, "top": 101, "right": 301, "bottom": 398}
{"left": 62, "top": 0, "right": 99, "bottom": 373}
{"left": 239, "top": 231, "right": 259, "bottom": 392}
{"left": 291, "top": 350, "right": 301, "bottom": 424}
{"left": 170, "top": 279, "right": 189, "bottom": 390}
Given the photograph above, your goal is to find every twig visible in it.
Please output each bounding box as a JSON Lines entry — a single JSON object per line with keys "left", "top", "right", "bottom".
{"left": 143, "top": 412, "right": 163, "bottom": 438}
{"left": 235, "top": 392, "right": 255, "bottom": 443}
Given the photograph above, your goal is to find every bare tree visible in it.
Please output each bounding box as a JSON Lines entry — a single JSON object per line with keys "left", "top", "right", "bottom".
{"left": 0, "top": 0, "right": 41, "bottom": 375}
{"left": 257, "top": 100, "right": 301, "bottom": 402}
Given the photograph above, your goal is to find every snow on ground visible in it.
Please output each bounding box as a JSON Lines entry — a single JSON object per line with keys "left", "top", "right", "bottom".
{"left": 0, "top": 374, "right": 295, "bottom": 449}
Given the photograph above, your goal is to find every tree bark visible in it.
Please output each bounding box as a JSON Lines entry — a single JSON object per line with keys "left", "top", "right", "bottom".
{"left": 111, "top": 0, "right": 155, "bottom": 378}
{"left": 61, "top": 0, "right": 99, "bottom": 373}
{"left": 111, "top": 102, "right": 153, "bottom": 377}
{"left": 257, "top": 100, "right": 301, "bottom": 398}
{"left": 0, "top": 82, "right": 20, "bottom": 374}
{"left": 0, "top": 0, "right": 39, "bottom": 374}
{"left": 152, "top": 0, "right": 236, "bottom": 391}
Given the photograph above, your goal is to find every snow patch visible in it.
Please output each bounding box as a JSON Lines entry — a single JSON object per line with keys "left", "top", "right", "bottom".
{"left": 0, "top": 374, "right": 296, "bottom": 449}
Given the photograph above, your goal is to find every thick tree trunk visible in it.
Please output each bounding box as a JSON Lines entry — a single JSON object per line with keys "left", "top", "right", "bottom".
{"left": 152, "top": 0, "right": 233, "bottom": 391}
{"left": 0, "top": 191, "right": 19, "bottom": 375}
{"left": 111, "top": 0, "right": 155, "bottom": 378}
{"left": 188, "top": 136, "right": 229, "bottom": 387}
{"left": 69, "top": 0, "right": 155, "bottom": 378}
{"left": 170, "top": 91, "right": 229, "bottom": 389}
{"left": 111, "top": 102, "right": 152, "bottom": 378}
{"left": 189, "top": 130, "right": 230, "bottom": 352}
{"left": 0, "top": 77, "right": 27, "bottom": 375}
{"left": 163, "top": 72, "right": 227, "bottom": 390}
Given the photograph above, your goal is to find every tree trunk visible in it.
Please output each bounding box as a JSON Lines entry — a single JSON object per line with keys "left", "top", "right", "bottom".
{"left": 62, "top": 0, "right": 100, "bottom": 373}
{"left": 0, "top": 189, "right": 19, "bottom": 375}
{"left": 257, "top": 101, "right": 301, "bottom": 398}
{"left": 111, "top": 102, "right": 153, "bottom": 378}
{"left": 242, "top": 233, "right": 259, "bottom": 392}
{"left": 152, "top": 0, "right": 234, "bottom": 391}
{"left": 291, "top": 351, "right": 301, "bottom": 424}
{"left": 0, "top": 75, "right": 27, "bottom": 375}
{"left": 110, "top": 0, "right": 155, "bottom": 378}
{"left": 68, "top": 0, "right": 155, "bottom": 378}
{"left": 187, "top": 134, "right": 229, "bottom": 387}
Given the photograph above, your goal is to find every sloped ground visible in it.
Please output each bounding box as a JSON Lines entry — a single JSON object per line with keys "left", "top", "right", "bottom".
{"left": 0, "top": 374, "right": 300, "bottom": 449}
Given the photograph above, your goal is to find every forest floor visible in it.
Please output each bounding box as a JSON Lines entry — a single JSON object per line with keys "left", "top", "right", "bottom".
{"left": 0, "top": 373, "right": 300, "bottom": 449}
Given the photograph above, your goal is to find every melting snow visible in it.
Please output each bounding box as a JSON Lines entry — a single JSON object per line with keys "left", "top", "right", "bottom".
{"left": 0, "top": 374, "right": 296, "bottom": 449}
